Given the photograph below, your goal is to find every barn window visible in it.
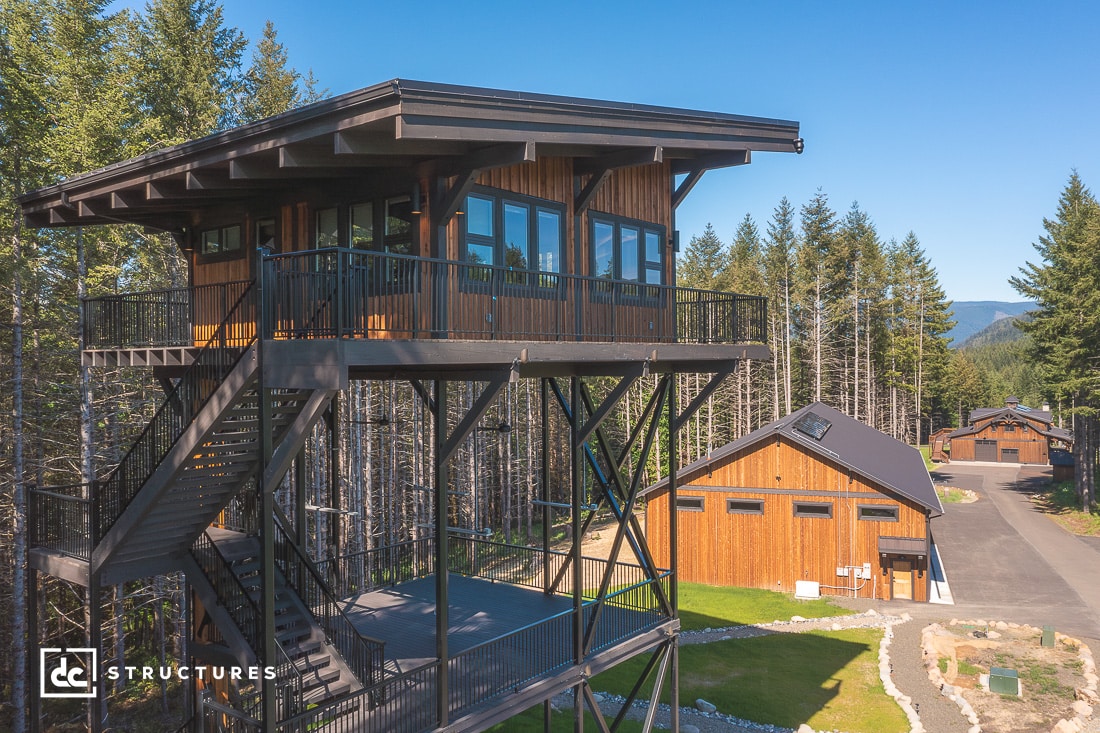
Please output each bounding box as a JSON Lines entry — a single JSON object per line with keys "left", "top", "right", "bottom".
{"left": 793, "top": 501, "right": 832, "bottom": 518}
{"left": 676, "top": 496, "right": 705, "bottom": 512}
{"left": 1004, "top": 423, "right": 1015, "bottom": 433}
{"left": 726, "top": 499, "right": 764, "bottom": 515}
{"left": 858, "top": 505, "right": 899, "bottom": 522}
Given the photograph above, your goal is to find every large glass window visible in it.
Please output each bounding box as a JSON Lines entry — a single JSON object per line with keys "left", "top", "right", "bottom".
{"left": 384, "top": 196, "right": 413, "bottom": 255}
{"left": 349, "top": 202, "right": 373, "bottom": 249}
{"left": 462, "top": 188, "right": 565, "bottom": 284}
{"left": 589, "top": 213, "right": 665, "bottom": 285}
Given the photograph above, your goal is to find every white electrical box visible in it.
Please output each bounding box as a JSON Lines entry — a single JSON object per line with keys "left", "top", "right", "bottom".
{"left": 863, "top": 562, "right": 872, "bottom": 578}
{"left": 795, "top": 580, "right": 821, "bottom": 599}
{"left": 836, "top": 567, "right": 848, "bottom": 577}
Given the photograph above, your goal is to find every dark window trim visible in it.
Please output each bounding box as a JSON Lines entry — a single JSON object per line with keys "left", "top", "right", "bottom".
{"left": 588, "top": 210, "right": 666, "bottom": 284}
{"left": 197, "top": 223, "right": 244, "bottom": 261}
{"left": 460, "top": 186, "right": 566, "bottom": 294}
{"left": 676, "top": 496, "right": 705, "bottom": 512}
{"left": 793, "top": 501, "right": 833, "bottom": 518}
{"left": 726, "top": 498, "right": 764, "bottom": 515}
{"left": 857, "top": 504, "right": 899, "bottom": 522}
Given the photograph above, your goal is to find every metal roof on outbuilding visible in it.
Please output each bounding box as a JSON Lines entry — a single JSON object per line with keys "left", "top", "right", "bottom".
{"left": 644, "top": 401, "right": 942, "bottom": 516}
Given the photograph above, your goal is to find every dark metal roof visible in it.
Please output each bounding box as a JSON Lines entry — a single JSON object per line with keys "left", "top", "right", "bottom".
{"left": 968, "top": 406, "right": 1053, "bottom": 424}
{"left": 18, "top": 78, "right": 802, "bottom": 229}
{"left": 644, "top": 401, "right": 942, "bottom": 516}
{"left": 950, "top": 407, "right": 1072, "bottom": 443}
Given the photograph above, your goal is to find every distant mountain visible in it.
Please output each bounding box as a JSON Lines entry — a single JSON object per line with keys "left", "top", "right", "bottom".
{"left": 945, "top": 301, "right": 1034, "bottom": 347}
{"left": 956, "top": 313, "right": 1028, "bottom": 349}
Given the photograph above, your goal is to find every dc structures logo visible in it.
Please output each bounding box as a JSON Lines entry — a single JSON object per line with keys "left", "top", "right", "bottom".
{"left": 40, "top": 648, "right": 97, "bottom": 698}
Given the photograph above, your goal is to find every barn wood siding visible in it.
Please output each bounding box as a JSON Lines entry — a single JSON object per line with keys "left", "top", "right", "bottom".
{"left": 951, "top": 416, "right": 1052, "bottom": 464}
{"left": 647, "top": 436, "right": 930, "bottom": 601}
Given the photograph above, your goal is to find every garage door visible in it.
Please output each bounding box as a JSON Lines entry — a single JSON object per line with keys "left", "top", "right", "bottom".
{"left": 1001, "top": 447, "right": 1020, "bottom": 462}
{"left": 975, "top": 439, "right": 997, "bottom": 461}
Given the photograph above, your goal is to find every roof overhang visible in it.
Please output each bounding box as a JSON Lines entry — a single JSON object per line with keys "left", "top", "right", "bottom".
{"left": 878, "top": 535, "right": 928, "bottom": 559}
{"left": 18, "top": 79, "right": 802, "bottom": 230}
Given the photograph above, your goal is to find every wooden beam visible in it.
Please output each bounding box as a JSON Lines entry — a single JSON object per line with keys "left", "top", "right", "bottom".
{"left": 279, "top": 143, "right": 421, "bottom": 169}
{"left": 333, "top": 129, "right": 460, "bottom": 157}
{"left": 110, "top": 191, "right": 142, "bottom": 209}
{"left": 574, "top": 146, "right": 662, "bottom": 177}
{"left": 671, "top": 168, "right": 705, "bottom": 210}
{"left": 433, "top": 168, "right": 481, "bottom": 228}
{"left": 669, "top": 149, "right": 750, "bottom": 175}
{"left": 574, "top": 168, "right": 612, "bottom": 214}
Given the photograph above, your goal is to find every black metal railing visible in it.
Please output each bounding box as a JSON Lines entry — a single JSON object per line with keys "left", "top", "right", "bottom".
{"left": 28, "top": 484, "right": 93, "bottom": 560}
{"left": 83, "top": 280, "right": 252, "bottom": 350}
{"left": 260, "top": 248, "right": 765, "bottom": 344}
{"left": 315, "top": 537, "right": 435, "bottom": 599}
{"left": 30, "top": 284, "right": 256, "bottom": 559}
{"left": 273, "top": 521, "right": 386, "bottom": 690}
{"left": 275, "top": 661, "right": 439, "bottom": 733}
{"left": 92, "top": 283, "right": 257, "bottom": 541}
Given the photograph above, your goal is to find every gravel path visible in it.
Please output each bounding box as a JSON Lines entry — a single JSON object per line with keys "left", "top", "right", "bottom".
{"left": 888, "top": 619, "right": 970, "bottom": 733}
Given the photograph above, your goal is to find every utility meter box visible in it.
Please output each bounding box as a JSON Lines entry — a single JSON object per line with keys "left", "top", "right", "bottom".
{"left": 989, "top": 667, "right": 1019, "bottom": 695}
{"left": 1042, "top": 625, "right": 1056, "bottom": 647}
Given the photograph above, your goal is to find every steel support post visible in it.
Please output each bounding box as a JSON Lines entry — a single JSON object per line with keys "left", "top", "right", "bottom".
{"left": 571, "top": 377, "right": 584, "bottom": 733}
{"left": 256, "top": 249, "right": 277, "bottom": 729}
{"left": 433, "top": 379, "right": 449, "bottom": 728}
{"left": 668, "top": 375, "right": 679, "bottom": 732}
{"left": 87, "top": 577, "right": 106, "bottom": 733}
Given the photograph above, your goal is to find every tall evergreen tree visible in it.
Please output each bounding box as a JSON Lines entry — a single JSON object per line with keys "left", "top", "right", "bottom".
{"left": 239, "top": 20, "right": 301, "bottom": 122}
{"left": 1011, "top": 172, "right": 1100, "bottom": 509}
{"left": 763, "top": 198, "right": 797, "bottom": 417}
{"left": 794, "top": 189, "right": 839, "bottom": 404}
{"left": 132, "top": 0, "right": 247, "bottom": 146}
{"left": 678, "top": 223, "right": 727, "bottom": 290}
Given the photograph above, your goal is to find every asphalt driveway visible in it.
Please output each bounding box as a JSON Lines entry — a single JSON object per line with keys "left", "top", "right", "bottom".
{"left": 926, "top": 462, "right": 1100, "bottom": 648}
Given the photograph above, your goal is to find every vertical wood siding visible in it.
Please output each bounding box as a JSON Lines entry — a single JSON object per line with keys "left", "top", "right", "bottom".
{"left": 647, "top": 436, "right": 930, "bottom": 601}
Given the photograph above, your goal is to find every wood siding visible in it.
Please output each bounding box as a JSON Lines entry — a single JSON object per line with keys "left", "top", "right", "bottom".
{"left": 950, "top": 415, "right": 1053, "bottom": 464}
{"left": 646, "top": 436, "right": 930, "bottom": 601}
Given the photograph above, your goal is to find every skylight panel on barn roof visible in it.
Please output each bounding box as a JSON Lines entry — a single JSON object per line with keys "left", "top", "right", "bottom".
{"left": 793, "top": 411, "right": 832, "bottom": 441}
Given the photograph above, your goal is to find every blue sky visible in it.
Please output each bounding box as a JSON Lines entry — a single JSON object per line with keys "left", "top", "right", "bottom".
{"left": 113, "top": 1, "right": 1100, "bottom": 302}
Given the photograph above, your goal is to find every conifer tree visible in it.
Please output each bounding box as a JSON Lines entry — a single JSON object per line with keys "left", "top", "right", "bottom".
{"left": 763, "top": 198, "right": 797, "bottom": 417}
{"left": 239, "top": 20, "right": 301, "bottom": 122}
{"left": 794, "top": 190, "right": 839, "bottom": 404}
{"left": 1011, "top": 172, "right": 1100, "bottom": 509}
{"left": 678, "top": 223, "right": 727, "bottom": 290}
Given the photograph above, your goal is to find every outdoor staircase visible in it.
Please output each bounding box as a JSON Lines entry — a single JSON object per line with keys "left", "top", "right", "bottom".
{"left": 91, "top": 345, "right": 336, "bottom": 584}
{"left": 188, "top": 529, "right": 363, "bottom": 709}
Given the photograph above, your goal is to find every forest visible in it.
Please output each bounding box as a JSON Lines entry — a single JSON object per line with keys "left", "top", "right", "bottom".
{"left": 1, "top": 1, "right": 1095, "bottom": 730}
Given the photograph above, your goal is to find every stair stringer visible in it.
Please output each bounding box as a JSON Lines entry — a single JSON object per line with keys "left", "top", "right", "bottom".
{"left": 180, "top": 552, "right": 258, "bottom": 670}
{"left": 91, "top": 344, "right": 259, "bottom": 576}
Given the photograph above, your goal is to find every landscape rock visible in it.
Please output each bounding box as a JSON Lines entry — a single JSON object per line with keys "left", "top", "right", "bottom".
{"left": 1071, "top": 699, "right": 1093, "bottom": 717}
{"left": 1076, "top": 687, "right": 1100, "bottom": 705}
{"left": 1052, "top": 718, "right": 1081, "bottom": 733}
{"left": 796, "top": 725, "right": 815, "bottom": 733}
{"left": 694, "top": 698, "right": 716, "bottom": 714}
{"left": 790, "top": 615, "right": 807, "bottom": 622}
{"left": 680, "top": 725, "right": 700, "bottom": 733}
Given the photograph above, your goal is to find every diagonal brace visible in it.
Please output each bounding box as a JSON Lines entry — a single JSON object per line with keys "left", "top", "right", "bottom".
{"left": 440, "top": 373, "right": 509, "bottom": 465}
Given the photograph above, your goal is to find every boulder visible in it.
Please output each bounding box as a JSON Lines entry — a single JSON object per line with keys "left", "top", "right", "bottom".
{"left": 694, "top": 699, "right": 717, "bottom": 714}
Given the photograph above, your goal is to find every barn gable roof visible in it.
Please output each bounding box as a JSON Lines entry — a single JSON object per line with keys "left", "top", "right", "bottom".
{"left": 948, "top": 407, "right": 1072, "bottom": 442}
{"left": 644, "top": 401, "right": 942, "bottom": 515}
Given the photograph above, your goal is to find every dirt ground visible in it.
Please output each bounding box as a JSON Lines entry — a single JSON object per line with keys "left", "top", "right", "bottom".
{"left": 934, "top": 622, "right": 1090, "bottom": 733}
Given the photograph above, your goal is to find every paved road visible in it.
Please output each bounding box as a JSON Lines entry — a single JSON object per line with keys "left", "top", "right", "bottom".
{"left": 927, "top": 462, "right": 1100, "bottom": 647}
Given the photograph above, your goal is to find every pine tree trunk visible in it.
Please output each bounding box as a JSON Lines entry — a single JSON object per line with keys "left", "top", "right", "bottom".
{"left": 11, "top": 219, "right": 27, "bottom": 733}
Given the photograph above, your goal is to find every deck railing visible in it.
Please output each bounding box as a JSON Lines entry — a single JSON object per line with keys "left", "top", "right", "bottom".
{"left": 28, "top": 484, "right": 93, "bottom": 560}
{"left": 80, "top": 250, "right": 766, "bottom": 351}
{"left": 273, "top": 521, "right": 386, "bottom": 689}
{"left": 83, "top": 280, "right": 252, "bottom": 350}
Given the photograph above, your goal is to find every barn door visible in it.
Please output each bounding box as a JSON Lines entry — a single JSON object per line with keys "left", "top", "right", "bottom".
{"left": 975, "top": 439, "right": 997, "bottom": 461}
{"left": 892, "top": 559, "right": 913, "bottom": 600}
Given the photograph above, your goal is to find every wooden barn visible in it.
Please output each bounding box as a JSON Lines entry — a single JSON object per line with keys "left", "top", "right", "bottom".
{"left": 947, "top": 396, "right": 1072, "bottom": 464}
{"left": 18, "top": 79, "right": 801, "bottom": 733}
{"left": 643, "top": 402, "right": 943, "bottom": 602}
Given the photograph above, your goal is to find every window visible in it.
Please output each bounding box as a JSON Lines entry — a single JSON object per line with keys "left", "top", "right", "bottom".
{"left": 316, "top": 208, "right": 338, "bottom": 248}
{"left": 589, "top": 213, "right": 665, "bottom": 285}
{"left": 1004, "top": 423, "right": 1016, "bottom": 433}
{"left": 676, "top": 496, "right": 705, "bottom": 512}
{"left": 858, "top": 505, "right": 899, "bottom": 522}
{"left": 200, "top": 225, "right": 241, "bottom": 255}
{"left": 255, "top": 218, "right": 276, "bottom": 249}
{"left": 726, "top": 499, "right": 764, "bottom": 515}
{"left": 462, "top": 189, "right": 564, "bottom": 282}
{"left": 349, "top": 202, "right": 373, "bottom": 249}
{"left": 384, "top": 196, "right": 413, "bottom": 255}
{"left": 793, "top": 501, "right": 832, "bottom": 518}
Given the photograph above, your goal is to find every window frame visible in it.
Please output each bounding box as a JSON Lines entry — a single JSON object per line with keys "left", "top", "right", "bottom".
{"left": 857, "top": 504, "right": 899, "bottom": 522}
{"left": 675, "top": 496, "right": 705, "bottom": 513}
{"left": 793, "top": 501, "right": 833, "bottom": 518}
{"left": 588, "top": 211, "right": 666, "bottom": 299}
{"left": 198, "top": 224, "right": 243, "bottom": 259}
{"left": 460, "top": 186, "right": 566, "bottom": 291}
{"left": 726, "top": 498, "right": 764, "bottom": 515}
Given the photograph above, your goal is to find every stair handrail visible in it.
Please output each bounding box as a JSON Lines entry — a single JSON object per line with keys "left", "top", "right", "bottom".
{"left": 93, "top": 282, "right": 257, "bottom": 541}
{"left": 272, "top": 520, "right": 386, "bottom": 690}
{"left": 190, "top": 532, "right": 308, "bottom": 722}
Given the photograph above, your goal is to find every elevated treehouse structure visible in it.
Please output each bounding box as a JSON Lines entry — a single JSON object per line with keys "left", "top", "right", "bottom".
{"left": 20, "top": 79, "right": 801, "bottom": 732}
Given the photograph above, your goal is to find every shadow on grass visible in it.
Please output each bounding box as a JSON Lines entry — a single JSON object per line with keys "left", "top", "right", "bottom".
{"left": 591, "top": 629, "right": 896, "bottom": 732}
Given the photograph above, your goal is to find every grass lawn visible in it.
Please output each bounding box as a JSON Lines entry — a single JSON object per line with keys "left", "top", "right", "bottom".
{"left": 591, "top": 628, "right": 907, "bottom": 733}
{"left": 677, "top": 582, "right": 853, "bottom": 631}
{"left": 919, "top": 444, "right": 936, "bottom": 470}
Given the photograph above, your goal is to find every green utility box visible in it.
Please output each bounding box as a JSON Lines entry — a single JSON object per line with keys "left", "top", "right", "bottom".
{"left": 989, "top": 667, "right": 1019, "bottom": 695}
{"left": 1042, "top": 625, "right": 1056, "bottom": 647}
